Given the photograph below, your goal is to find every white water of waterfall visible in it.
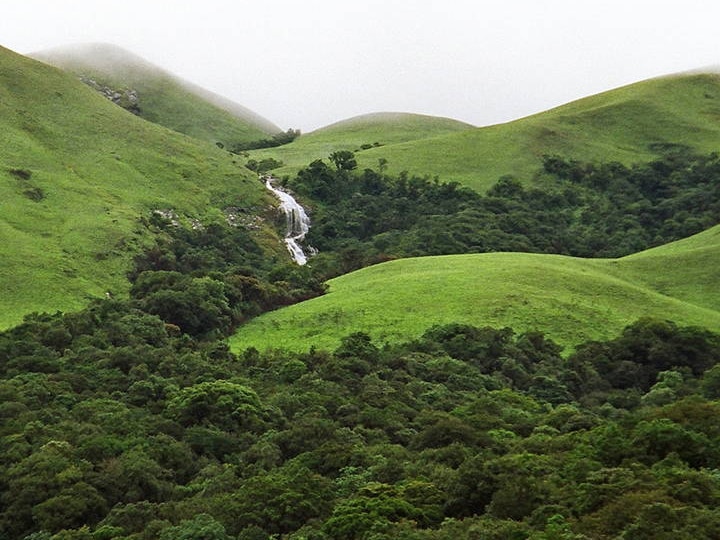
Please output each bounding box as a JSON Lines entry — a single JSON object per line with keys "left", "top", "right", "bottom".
{"left": 264, "top": 177, "right": 312, "bottom": 265}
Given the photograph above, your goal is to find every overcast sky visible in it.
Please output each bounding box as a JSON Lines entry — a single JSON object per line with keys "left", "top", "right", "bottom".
{"left": 2, "top": 0, "right": 719, "bottom": 131}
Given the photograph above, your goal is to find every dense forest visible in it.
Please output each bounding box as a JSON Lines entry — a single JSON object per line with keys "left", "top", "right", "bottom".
{"left": 1, "top": 149, "right": 720, "bottom": 539}
{"left": 2, "top": 299, "right": 720, "bottom": 539}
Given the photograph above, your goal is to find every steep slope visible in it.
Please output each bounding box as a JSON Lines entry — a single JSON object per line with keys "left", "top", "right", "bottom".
{"left": 229, "top": 225, "right": 720, "bottom": 352}
{"left": 31, "top": 43, "right": 281, "bottom": 146}
{"left": 0, "top": 45, "right": 277, "bottom": 328}
{"left": 252, "top": 72, "right": 720, "bottom": 191}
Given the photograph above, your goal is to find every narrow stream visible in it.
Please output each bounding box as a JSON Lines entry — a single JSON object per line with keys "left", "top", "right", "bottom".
{"left": 263, "top": 176, "right": 312, "bottom": 265}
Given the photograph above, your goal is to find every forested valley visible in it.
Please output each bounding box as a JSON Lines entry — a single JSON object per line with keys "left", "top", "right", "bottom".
{"left": 287, "top": 148, "right": 720, "bottom": 276}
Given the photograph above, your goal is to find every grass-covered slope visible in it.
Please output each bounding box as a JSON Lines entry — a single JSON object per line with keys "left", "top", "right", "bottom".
{"left": 31, "top": 43, "right": 281, "bottom": 146}
{"left": 229, "top": 225, "right": 720, "bottom": 352}
{"left": 255, "top": 73, "right": 720, "bottom": 192}
{"left": 606, "top": 224, "right": 720, "bottom": 313}
{"left": 247, "top": 112, "right": 474, "bottom": 174}
{"left": 0, "top": 45, "right": 276, "bottom": 328}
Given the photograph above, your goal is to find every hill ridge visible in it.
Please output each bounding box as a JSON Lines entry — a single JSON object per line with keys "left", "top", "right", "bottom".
{"left": 312, "top": 111, "right": 475, "bottom": 132}
{"left": 31, "top": 42, "right": 281, "bottom": 144}
{"left": 247, "top": 71, "right": 720, "bottom": 191}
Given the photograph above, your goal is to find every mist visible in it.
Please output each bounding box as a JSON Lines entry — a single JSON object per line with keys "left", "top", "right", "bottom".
{"left": 3, "top": 0, "right": 720, "bottom": 131}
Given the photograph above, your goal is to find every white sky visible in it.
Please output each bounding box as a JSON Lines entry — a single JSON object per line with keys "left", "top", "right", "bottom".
{"left": 2, "top": 0, "right": 719, "bottom": 131}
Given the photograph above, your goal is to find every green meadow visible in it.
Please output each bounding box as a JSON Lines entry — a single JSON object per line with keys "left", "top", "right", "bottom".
{"left": 0, "top": 46, "right": 275, "bottom": 328}
{"left": 254, "top": 73, "right": 720, "bottom": 192}
{"left": 229, "top": 224, "right": 720, "bottom": 353}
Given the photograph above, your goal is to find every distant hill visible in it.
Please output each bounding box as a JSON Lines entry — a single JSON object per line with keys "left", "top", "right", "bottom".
{"left": 251, "top": 72, "right": 720, "bottom": 191}
{"left": 0, "top": 45, "right": 277, "bottom": 328}
{"left": 246, "top": 112, "right": 475, "bottom": 174}
{"left": 312, "top": 112, "right": 474, "bottom": 144}
{"left": 229, "top": 225, "right": 720, "bottom": 353}
{"left": 31, "top": 43, "right": 281, "bottom": 146}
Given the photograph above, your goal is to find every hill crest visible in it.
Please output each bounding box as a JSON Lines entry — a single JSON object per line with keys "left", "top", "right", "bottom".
{"left": 31, "top": 42, "right": 281, "bottom": 143}
{"left": 246, "top": 70, "right": 720, "bottom": 190}
{"left": 312, "top": 111, "right": 475, "bottom": 133}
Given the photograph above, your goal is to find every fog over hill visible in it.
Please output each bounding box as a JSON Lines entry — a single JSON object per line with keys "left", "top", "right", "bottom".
{"left": 32, "top": 42, "right": 281, "bottom": 142}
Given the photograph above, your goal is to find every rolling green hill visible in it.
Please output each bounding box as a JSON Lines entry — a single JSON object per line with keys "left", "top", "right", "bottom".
{"left": 253, "top": 72, "right": 720, "bottom": 192}
{"left": 31, "top": 43, "right": 281, "bottom": 147}
{"left": 0, "top": 45, "right": 279, "bottom": 329}
{"left": 246, "top": 112, "right": 475, "bottom": 173}
{"left": 229, "top": 224, "right": 720, "bottom": 353}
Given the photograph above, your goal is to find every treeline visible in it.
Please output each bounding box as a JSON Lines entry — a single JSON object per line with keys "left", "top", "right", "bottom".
{"left": 1, "top": 304, "right": 720, "bottom": 538}
{"left": 130, "top": 214, "right": 325, "bottom": 338}
{"left": 284, "top": 149, "right": 720, "bottom": 275}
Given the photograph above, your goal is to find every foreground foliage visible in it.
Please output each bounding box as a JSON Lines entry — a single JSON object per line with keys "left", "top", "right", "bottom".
{"left": 1, "top": 300, "right": 720, "bottom": 539}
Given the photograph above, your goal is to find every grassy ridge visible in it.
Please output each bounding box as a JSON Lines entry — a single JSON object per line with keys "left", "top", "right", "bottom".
{"left": 0, "top": 45, "right": 276, "bottom": 328}
{"left": 32, "top": 43, "right": 281, "bottom": 146}
{"left": 253, "top": 73, "right": 720, "bottom": 191}
{"left": 229, "top": 225, "right": 720, "bottom": 353}
{"left": 247, "top": 112, "right": 474, "bottom": 174}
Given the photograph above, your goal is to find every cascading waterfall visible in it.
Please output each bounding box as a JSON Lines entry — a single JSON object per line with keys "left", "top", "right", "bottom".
{"left": 264, "top": 176, "right": 313, "bottom": 265}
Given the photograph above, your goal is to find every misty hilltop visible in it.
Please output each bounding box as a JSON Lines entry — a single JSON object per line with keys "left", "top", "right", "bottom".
{"left": 31, "top": 42, "right": 281, "bottom": 146}
{"left": 247, "top": 70, "right": 720, "bottom": 191}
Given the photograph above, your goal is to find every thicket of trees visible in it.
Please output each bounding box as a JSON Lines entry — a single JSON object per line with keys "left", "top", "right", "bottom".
{"left": 229, "top": 129, "right": 301, "bottom": 153}
{"left": 129, "top": 216, "right": 326, "bottom": 338}
{"left": 284, "top": 150, "right": 720, "bottom": 276}
{"left": 126, "top": 149, "right": 720, "bottom": 333}
{"left": 1, "top": 302, "right": 720, "bottom": 539}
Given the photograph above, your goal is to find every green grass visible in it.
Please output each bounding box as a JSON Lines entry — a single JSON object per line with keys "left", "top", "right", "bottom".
{"left": 253, "top": 73, "right": 720, "bottom": 192}
{"left": 229, "top": 225, "right": 720, "bottom": 353}
{"left": 247, "top": 112, "right": 474, "bottom": 175}
{"left": 0, "top": 45, "right": 278, "bottom": 328}
{"left": 32, "top": 43, "right": 281, "bottom": 146}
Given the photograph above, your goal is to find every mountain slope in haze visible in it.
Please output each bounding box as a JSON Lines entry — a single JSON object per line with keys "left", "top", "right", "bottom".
{"left": 229, "top": 225, "right": 720, "bottom": 353}
{"left": 31, "top": 42, "right": 281, "bottom": 146}
{"left": 253, "top": 72, "right": 720, "bottom": 191}
{"left": 0, "top": 45, "right": 278, "bottom": 329}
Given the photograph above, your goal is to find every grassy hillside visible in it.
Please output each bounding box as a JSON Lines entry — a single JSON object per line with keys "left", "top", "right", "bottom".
{"left": 31, "top": 43, "right": 281, "bottom": 146}
{"left": 0, "top": 45, "right": 279, "bottom": 329}
{"left": 247, "top": 112, "right": 474, "bottom": 174}
{"left": 606, "top": 224, "right": 720, "bottom": 313}
{"left": 229, "top": 225, "right": 720, "bottom": 353}
{"left": 254, "top": 73, "right": 720, "bottom": 191}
